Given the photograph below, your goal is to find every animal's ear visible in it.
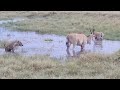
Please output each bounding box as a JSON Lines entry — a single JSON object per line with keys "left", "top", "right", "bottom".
{"left": 90, "top": 29, "right": 92, "bottom": 34}
{"left": 4, "top": 43, "right": 6, "bottom": 47}
{"left": 92, "top": 26, "right": 95, "bottom": 33}
{"left": 92, "top": 28, "right": 95, "bottom": 34}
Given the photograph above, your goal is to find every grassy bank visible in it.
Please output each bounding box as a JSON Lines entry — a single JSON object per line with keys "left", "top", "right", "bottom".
{"left": 0, "top": 51, "right": 120, "bottom": 79}
{"left": 0, "top": 11, "right": 120, "bottom": 40}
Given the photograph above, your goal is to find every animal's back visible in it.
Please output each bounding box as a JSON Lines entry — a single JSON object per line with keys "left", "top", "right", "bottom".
{"left": 67, "top": 33, "right": 77, "bottom": 43}
{"left": 76, "top": 34, "right": 87, "bottom": 45}
{"left": 67, "top": 33, "right": 87, "bottom": 45}
{"left": 5, "top": 40, "right": 17, "bottom": 47}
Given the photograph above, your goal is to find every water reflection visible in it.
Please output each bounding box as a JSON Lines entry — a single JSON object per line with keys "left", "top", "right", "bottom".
{"left": 66, "top": 49, "right": 89, "bottom": 58}
{"left": 93, "top": 40, "right": 103, "bottom": 52}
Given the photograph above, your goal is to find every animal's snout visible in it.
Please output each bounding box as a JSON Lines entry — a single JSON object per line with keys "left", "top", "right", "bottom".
{"left": 21, "top": 44, "right": 23, "bottom": 46}
{"left": 20, "top": 43, "right": 23, "bottom": 46}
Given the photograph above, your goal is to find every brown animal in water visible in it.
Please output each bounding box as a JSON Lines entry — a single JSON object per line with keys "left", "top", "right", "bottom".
{"left": 90, "top": 28, "right": 104, "bottom": 41}
{"left": 66, "top": 33, "right": 93, "bottom": 50}
{"left": 4, "top": 40, "right": 23, "bottom": 53}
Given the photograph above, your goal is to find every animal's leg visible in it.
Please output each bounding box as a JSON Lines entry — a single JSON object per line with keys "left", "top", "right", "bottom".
{"left": 66, "top": 49, "right": 70, "bottom": 55}
{"left": 66, "top": 42, "right": 71, "bottom": 50}
{"left": 66, "top": 41, "right": 69, "bottom": 49}
{"left": 72, "top": 50, "right": 76, "bottom": 57}
{"left": 73, "top": 44, "right": 75, "bottom": 50}
{"left": 81, "top": 44, "right": 85, "bottom": 51}
{"left": 5, "top": 47, "right": 11, "bottom": 52}
{"left": 5, "top": 48, "right": 7, "bottom": 52}
{"left": 11, "top": 49, "right": 15, "bottom": 53}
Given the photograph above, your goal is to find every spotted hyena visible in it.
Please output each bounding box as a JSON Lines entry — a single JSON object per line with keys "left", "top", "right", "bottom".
{"left": 4, "top": 40, "right": 23, "bottom": 53}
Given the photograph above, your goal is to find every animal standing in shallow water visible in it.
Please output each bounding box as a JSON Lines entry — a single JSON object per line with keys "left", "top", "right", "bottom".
{"left": 66, "top": 33, "right": 93, "bottom": 51}
{"left": 4, "top": 40, "right": 23, "bottom": 53}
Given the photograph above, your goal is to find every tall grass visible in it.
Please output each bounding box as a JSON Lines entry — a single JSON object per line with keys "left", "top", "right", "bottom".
{"left": 0, "top": 51, "right": 120, "bottom": 79}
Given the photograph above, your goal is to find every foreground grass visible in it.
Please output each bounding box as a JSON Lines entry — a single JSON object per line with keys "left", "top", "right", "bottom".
{"left": 0, "top": 11, "right": 120, "bottom": 40}
{"left": 0, "top": 51, "right": 120, "bottom": 79}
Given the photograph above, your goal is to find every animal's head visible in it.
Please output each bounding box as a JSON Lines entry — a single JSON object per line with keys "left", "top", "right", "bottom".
{"left": 90, "top": 28, "right": 104, "bottom": 41}
{"left": 94, "top": 32, "right": 104, "bottom": 41}
{"left": 15, "top": 41, "right": 23, "bottom": 46}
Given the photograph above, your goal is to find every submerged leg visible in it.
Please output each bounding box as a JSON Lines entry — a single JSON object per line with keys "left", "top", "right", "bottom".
{"left": 73, "top": 44, "right": 75, "bottom": 50}
{"left": 5, "top": 47, "right": 11, "bottom": 52}
{"left": 11, "top": 48, "right": 15, "bottom": 53}
{"left": 81, "top": 44, "right": 85, "bottom": 51}
{"left": 66, "top": 48, "right": 71, "bottom": 56}
{"left": 66, "top": 42, "right": 71, "bottom": 50}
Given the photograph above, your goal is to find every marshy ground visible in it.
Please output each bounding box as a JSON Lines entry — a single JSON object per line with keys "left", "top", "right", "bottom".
{"left": 0, "top": 11, "right": 120, "bottom": 79}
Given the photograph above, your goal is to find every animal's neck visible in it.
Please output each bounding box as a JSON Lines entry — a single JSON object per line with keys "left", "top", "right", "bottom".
{"left": 88, "top": 35, "right": 94, "bottom": 41}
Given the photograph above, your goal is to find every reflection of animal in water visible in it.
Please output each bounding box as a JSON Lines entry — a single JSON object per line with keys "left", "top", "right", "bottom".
{"left": 66, "top": 32, "right": 93, "bottom": 51}
{"left": 7, "top": 34, "right": 11, "bottom": 37}
{"left": 93, "top": 40, "right": 103, "bottom": 51}
{"left": 4, "top": 40, "right": 23, "bottom": 53}
{"left": 90, "top": 28, "right": 104, "bottom": 41}
{"left": 66, "top": 49, "right": 90, "bottom": 57}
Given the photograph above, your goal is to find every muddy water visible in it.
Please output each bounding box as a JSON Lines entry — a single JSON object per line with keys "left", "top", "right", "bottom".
{"left": 0, "top": 27, "right": 120, "bottom": 59}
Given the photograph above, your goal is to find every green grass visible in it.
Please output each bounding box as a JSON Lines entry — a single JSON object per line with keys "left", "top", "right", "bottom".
{"left": 44, "top": 39, "right": 53, "bottom": 42}
{"left": 0, "top": 11, "right": 120, "bottom": 40}
{"left": 0, "top": 51, "right": 119, "bottom": 79}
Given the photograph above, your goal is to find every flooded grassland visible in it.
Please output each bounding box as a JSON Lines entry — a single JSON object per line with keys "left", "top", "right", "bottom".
{"left": 0, "top": 11, "right": 120, "bottom": 79}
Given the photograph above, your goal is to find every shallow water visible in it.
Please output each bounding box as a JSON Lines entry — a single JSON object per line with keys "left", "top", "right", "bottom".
{"left": 0, "top": 27, "right": 120, "bottom": 60}
{"left": 0, "top": 18, "right": 25, "bottom": 24}
{"left": 0, "top": 19, "right": 120, "bottom": 60}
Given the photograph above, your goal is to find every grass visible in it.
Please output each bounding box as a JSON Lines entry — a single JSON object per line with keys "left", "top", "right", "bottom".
{"left": 0, "top": 11, "right": 120, "bottom": 40}
{"left": 44, "top": 39, "right": 53, "bottom": 42}
{"left": 0, "top": 51, "right": 120, "bottom": 79}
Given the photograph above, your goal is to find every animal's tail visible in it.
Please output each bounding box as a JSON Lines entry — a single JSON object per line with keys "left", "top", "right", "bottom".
{"left": 4, "top": 43, "right": 6, "bottom": 48}
{"left": 66, "top": 35, "right": 70, "bottom": 47}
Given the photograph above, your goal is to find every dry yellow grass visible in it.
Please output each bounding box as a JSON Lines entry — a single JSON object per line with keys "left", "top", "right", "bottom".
{"left": 0, "top": 51, "right": 119, "bottom": 79}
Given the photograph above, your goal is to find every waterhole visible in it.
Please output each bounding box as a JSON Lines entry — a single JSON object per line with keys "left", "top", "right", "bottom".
{"left": 0, "top": 19, "right": 120, "bottom": 60}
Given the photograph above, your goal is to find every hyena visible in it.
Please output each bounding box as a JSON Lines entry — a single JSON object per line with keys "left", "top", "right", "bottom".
{"left": 4, "top": 40, "right": 23, "bottom": 53}
{"left": 66, "top": 33, "right": 93, "bottom": 51}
